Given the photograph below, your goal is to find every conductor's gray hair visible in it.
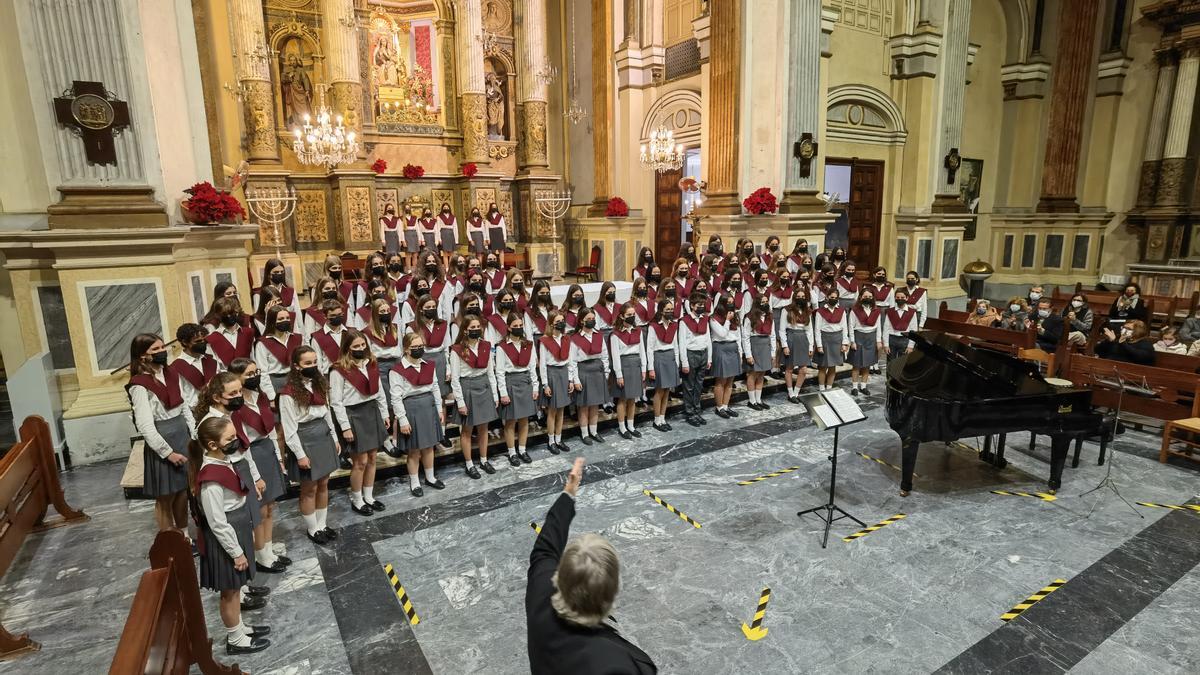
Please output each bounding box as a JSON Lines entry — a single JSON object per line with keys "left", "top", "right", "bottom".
{"left": 551, "top": 533, "right": 620, "bottom": 627}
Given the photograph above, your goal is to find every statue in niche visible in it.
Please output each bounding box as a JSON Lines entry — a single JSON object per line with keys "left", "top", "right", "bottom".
{"left": 280, "top": 49, "right": 314, "bottom": 128}
{"left": 485, "top": 71, "right": 506, "bottom": 139}
{"left": 372, "top": 30, "right": 403, "bottom": 87}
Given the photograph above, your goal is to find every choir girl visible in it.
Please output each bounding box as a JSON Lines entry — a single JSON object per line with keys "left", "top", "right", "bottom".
{"left": 309, "top": 299, "right": 348, "bottom": 374}
{"left": 279, "top": 346, "right": 342, "bottom": 545}
{"left": 410, "top": 294, "right": 456, "bottom": 410}
{"left": 593, "top": 281, "right": 619, "bottom": 339}
{"left": 390, "top": 332, "right": 446, "bottom": 496}
{"left": 847, "top": 288, "right": 883, "bottom": 395}
{"left": 486, "top": 289, "right": 519, "bottom": 344}
{"left": 418, "top": 208, "right": 438, "bottom": 252}
{"left": 883, "top": 288, "right": 919, "bottom": 363}
{"left": 679, "top": 288, "right": 712, "bottom": 426}
{"left": 304, "top": 277, "right": 339, "bottom": 337}
{"left": 526, "top": 280, "right": 555, "bottom": 339}
{"left": 539, "top": 310, "right": 575, "bottom": 453}
{"left": 507, "top": 269, "right": 531, "bottom": 310}
{"left": 814, "top": 289, "right": 849, "bottom": 390}
{"left": 647, "top": 298, "right": 683, "bottom": 430}
{"left": 709, "top": 296, "right": 743, "bottom": 417}
{"left": 320, "top": 253, "right": 359, "bottom": 310}
{"left": 483, "top": 251, "right": 507, "bottom": 295}
{"left": 438, "top": 202, "right": 459, "bottom": 267}
{"left": 466, "top": 206, "right": 487, "bottom": 255}
{"left": 609, "top": 303, "right": 646, "bottom": 438}
{"left": 450, "top": 316, "right": 500, "bottom": 478}
{"left": 171, "top": 323, "right": 220, "bottom": 410}
{"left": 836, "top": 261, "right": 859, "bottom": 310}
{"left": 495, "top": 313, "right": 539, "bottom": 465}
{"left": 206, "top": 296, "right": 256, "bottom": 369}
{"left": 254, "top": 258, "right": 300, "bottom": 320}
{"left": 252, "top": 285, "right": 282, "bottom": 336}
{"left": 561, "top": 284, "right": 587, "bottom": 330}
{"left": 633, "top": 246, "right": 656, "bottom": 280}
{"left": 741, "top": 295, "right": 776, "bottom": 410}
{"left": 629, "top": 277, "right": 654, "bottom": 326}
{"left": 903, "top": 271, "right": 929, "bottom": 327}
{"left": 380, "top": 203, "right": 402, "bottom": 255}
{"left": 761, "top": 235, "right": 782, "bottom": 268}
{"left": 403, "top": 208, "right": 421, "bottom": 269}
{"left": 778, "top": 288, "right": 813, "bottom": 403}
{"left": 485, "top": 202, "right": 507, "bottom": 267}
{"left": 329, "top": 329, "right": 390, "bottom": 516}
{"left": 385, "top": 252, "right": 411, "bottom": 301}
{"left": 570, "top": 307, "right": 610, "bottom": 443}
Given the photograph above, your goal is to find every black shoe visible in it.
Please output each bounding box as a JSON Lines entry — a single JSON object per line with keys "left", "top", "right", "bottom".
{"left": 653, "top": 422, "right": 669, "bottom": 432}
{"left": 245, "top": 625, "right": 271, "bottom": 638}
{"left": 860, "top": 386, "right": 870, "bottom": 396}
{"left": 255, "top": 560, "right": 287, "bottom": 574}
{"left": 480, "top": 460, "right": 496, "bottom": 474}
{"left": 352, "top": 502, "right": 374, "bottom": 517}
{"left": 466, "top": 465, "right": 481, "bottom": 479}
{"left": 322, "top": 527, "right": 338, "bottom": 540}
{"left": 619, "top": 429, "right": 633, "bottom": 439}
{"left": 423, "top": 476, "right": 446, "bottom": 490}
{"left": 727, "top": 408, "right": 739, "bottom": 417}
{"left": 369, "top": 500, "right": 385, "bottom": 512}
{"left": 590, "top": 433, "right": 605, "bottom": 443}
{"left": 518, "top": 450, "right": 533, "bottom": 464}
{"left": 687, "top": 416, "right": 701, "bottom": 428}
{"left": 556, "top": 442, "right": 572, "bottom": 453}
{"left": 760, "top": 401, "right": 771, "bottom": 410}
{"left": 339, "top": 455, "right": 352, "bottom": 470}
{"left": 411, "top": 485, "right": 424, "bottom": 497}
{"left": 306, "top": 530, "right": 330, "bottom": 546}
{"left": 602, "top": 404, "right": 615, "bottom": 414}
{"left": 850, "top": 388, "right": 861, "bottom": 397}
{"left": 508, "top": 454, "right": 522, "bottom": 467}
{"left": 580, "top": 435, "right": 594, "bottom": 446}
{"left": 240, "top": 595, "right": 267, "bottom": 612}
{"left": 548, "top": 443, "right": 561, "bottom": 455}
{"left": 715, "top": 407, "right": 730, "bottom": 419}
{"left": 697, "top": 416, "right": 707, "bottom": 425}
{"left": 245, "top": 585, "right": 270, "bottom": 597}
{"left": 275, "top": 554, "right": 293, "bottom": 566}
{"left": 226, "top": 637, "right": 271, "bottom": 654}
{"left": 630, "top": 427, "right": 643, "bottom": 437}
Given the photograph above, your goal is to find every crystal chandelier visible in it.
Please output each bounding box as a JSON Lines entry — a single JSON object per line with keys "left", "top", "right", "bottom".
{"left": 292, "top": 108, "right": 358, "bottom": 167}
{"left": 640, "top": 126, "right": 684, "bottom": 172}
{"left": 565, "top": 2, "right": 588, "bottom": 125}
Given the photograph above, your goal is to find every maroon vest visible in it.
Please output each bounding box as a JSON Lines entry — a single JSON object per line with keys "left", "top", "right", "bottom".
{"left": 231, "top": 391, "right": 276, "bottom": 446}
{"left": 279, "top": 383, "right": 325, "bottom": 407}
{"left": 572, "top": 332, "right": 605, "bottom": 356}
{"left": 852, "top": 306, "right": 881, "bottom": 326}
{"left": 651, "top": 321, "right": 679, "bottom": 344}
{"left": 168, "top": 356, "right": 218, "bottom": 391}
{"left": 310, "top": 329, "right": 342, "bottom": 364}
{"left": 452, "top": 341, "right": 491, "bottom": 369}
{"left": 499, "top": 341, "right": 533, "bottom": 367}
{"left": 129, "top": 369, "right": 184, "bottom": 410}
{"left": 398, "top": 360, "right": 436, "bottom": 386}
{"left": 259, "top": 333, "right": 302, "bottom": 366}
{"left": 540, "top": 335, "right": 571, "bottom": 361}
{"left": 682, "top": 314, "right": 708, "bottom": 335}
{"left": 205, "top": 326, "right": 255, "bottom": 366}
{"left": 886, "top": 307, "right": 917, "bottom": 331}
{"left": 614, "top": 327, "right": 642, "bottom": 346}
{"left": 334, "top": 362, "right": 380, "bottom": 396}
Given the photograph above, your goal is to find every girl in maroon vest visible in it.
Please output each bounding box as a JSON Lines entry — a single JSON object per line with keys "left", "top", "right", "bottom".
{"left": 437, "top": 202, "right": 459, "bottom": 268}
{"left": 255, "top": 257, "right": 300, "bottom": 324}
{"left": 539, "top": 310, "right": 576, "bottom": 453}
{"left": 280, "top": 346, "right": 342, "bottom": 545}
{"left": 608, "top": 303, "right": 646, "bottom": 439}
{"left": 761, "top": 235, "right": 781, "bottom": 269}
{"left": 526, "top": 280, "right": 555, "bottom": 340}
{"left": 380, "top": 202, "right": 402, "bottom": 255}
{"left": 330, "top": 329, "right": 390, "bottom": 517}
{"left": 320, "top": 253, "right": 360, "bottom": 313}
{"left": 561, "top": 284, "right": 587, "bottom": 331}
{"left": 419, "top": 207, "right": 438, "bottom": 252}
{"left": 451, "top": 317, "right": 499, "bottom": 479}
{"left": 786, "top": 239, "right": 810, "bottom": 275}
{"left": 670, "top": 258, "right": 695, "bottom": 300}
{"left": 189, "top": 416, "right": 271, "bottom": 655}
{"left": 709, "top": 295, "right": 744, "bottom": 417}
{"left": 593, "top": 281, "right": 619, "bottom": 339}
{"left": 359, "top": 252, "right": 388, "bottom": 303}
{"left": 506, "top": 268, "right": 531, "bottom": 313}
{"left": 207, "top": 296, "right": 257, "bottom": 369}
{"left": 204, "top": 282, "right": 250, "bottom": 330}
{"left": 679, "top": 290, "right": 712, "bottom": 426}
{"left": 386, "top": 252, "right": 412, "bottom": 304}
{"left": 570, "top": 307, "right": 610, "bottom": 444}
{"left": 883, "top": 288, "right": 918, "bottom": 364}
{"left": 847, "top": 288, "right": 883, "bottom": 396}
{"left": 128, "top": 333, "right": 195, "bottom": 532}
{"left": 647, "top": 298, "right": 683, "bottom": 431}
{"left": 403, "top": 210, "right": 421, "bottom": 269}
{"left": 813, "top": 289, "right": 849, "bottom": 390}
{"left": 656, "top": 277, "right": 683, "bottom": 321}
{"left": 355, "top": 279, "right": 398, "bottom": 332}
{"left": 778, "top": 289, "right": 814, "bottom": 403}
{"left": 836, "top": 260, "right": 860, "bottom": 311}
{"left": 482, "top": 250, "right": 507, "bottom": 295}
{"left": 252, "top": 285, "right": 282, "bottom": 337}
{"left": 720, "top": 270, "right": 750, "bottom": 320}
{"left": 171, "top": 322, "right": 220, "bottom": 411}
{"left": 410, "top": 294, "right": 455, "bottom": 410}
{"left": 485, "top": 202, "right": 508, "bottom": 267}
{"left": 466, "top": 207, "right": 487, "bottom": 255}
{"left": 309, "top": 299, "right": 348, "bottom": 376}
{"left": 496, "top": 313, "right": 539, "bottom": 465}
{"left": 629, "top": 277, "right": 654, "bottom": 328}
{"left": 486, "top": 289, "right": 519, "bottom": 345}
{"left": 632, "top": 246, "right": 655, "bottom": 281}
{"left": 741, "top": 295, "right": 776, "bottom": 410}
{"left": 390, "top": 332, "right": 446, "bottom": 497}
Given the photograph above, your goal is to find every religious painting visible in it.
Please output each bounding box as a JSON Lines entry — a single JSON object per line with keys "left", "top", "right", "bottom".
{"left": 369, "top": 10, "right": 442, "bottom": 129}
{"left": 278, "top": 36, "right": 316, "bottom": 128}
{"left": 482, "top": 0, "right": 513, "bottom": 35}
{"left": 957, "top": 158, "right": 982, "bottom": 241}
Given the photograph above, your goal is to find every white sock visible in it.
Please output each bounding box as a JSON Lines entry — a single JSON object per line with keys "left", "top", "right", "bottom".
{"left": 237, "top": 620, "right": 252, "bottom": 637}
{"left": 409, "top": 473, "right": 420, "bottom": 490}
{"left": 227, "top": 623, "right": 250, "bottom": 646}
{"left": 315, "top": 507, "right": 328, "bottom": 530}
{"left": 424, "top": 467, "right": 437, "bottom": 482}
{"left": 518, "top": 445, "right": 526, "bottom": 455}
{"left": 718, "top": 405, "right": 728, "bottom": 411}
{"left": 254, "top": 546, "right": 276, "bottom": 567}
{"left": 507, "top": 446, "right": 517, "bottom": 457}
{"left": 351, "top": 491, "right": 364, "bottom": 508}
{"left": 363, "top": 486, "right": 374, "bottom": 503}
{"left": 654, "top": 415, "right": 663, "bottom": 425}
{"left": 466, "top": 459, "right": 476, "bottom": 468}
{"left": 589, "top": 423, "right": 598, "bottom": 435}
{"left": 302, "top": 512, "right": 320, "bottom": 535}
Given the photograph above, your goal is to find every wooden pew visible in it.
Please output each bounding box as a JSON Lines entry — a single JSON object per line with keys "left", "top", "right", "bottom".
{"left": 1150, "top": 350, "right": 1200, "bottom": 375}
{"left": 922, "top": 316, "right": 1036, "bottom": 354}
{"left": 0, "top": 416, "right": 88, "bottom": 659}
{"left": 1063, "top": 351, "right": 1200, "bottom": 425}
{"left": 110, "top": 530, "right": 243, "bottom": 675}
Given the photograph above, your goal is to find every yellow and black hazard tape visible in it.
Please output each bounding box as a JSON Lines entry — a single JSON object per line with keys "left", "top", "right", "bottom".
{"left": 530, "top": 521, "right": 542, "bottom": 533}
{"left": 383, "top": 563, "right": 420, "bottom": 625}
{"left": 1001, "top": 579, "right": 1066, "bottom": 621}
{"left": 737, "top": 466, "right": 802, "bottom": 486}
{"left": 842, "top": 513, "right": 907, "bottom": 542}
{"left": 991, "top": 490, "right": 1057, "bottom": 502}
{"left": 740, "top": 586, "right": 771, "bottom": 641}
{"left": 643, "top": 489, "right": 702, "bottom": 529}
{"left": 856, "top": 452, "right": 915, "bottom": 477}
{"left": 1136, "top": 502, "right": 1200, "bottom": 512}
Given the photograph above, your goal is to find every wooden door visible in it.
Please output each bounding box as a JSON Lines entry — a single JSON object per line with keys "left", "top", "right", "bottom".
{"left": 654, "top": 168, "right": 683, "bottom": 263}
{"left": 846, "top": 160, "right": 883, "bottom": 270}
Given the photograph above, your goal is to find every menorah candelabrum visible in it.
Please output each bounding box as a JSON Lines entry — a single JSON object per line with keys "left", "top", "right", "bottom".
{"left": 245, "top": 183, "right": 297, "bottom": 257}
{"left": 534, "top": 188, "right": 572, "bottom": 283}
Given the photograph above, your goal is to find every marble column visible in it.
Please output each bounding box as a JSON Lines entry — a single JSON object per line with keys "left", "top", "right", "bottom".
{"left": 1157, "top": 42, "right": 1200, "bottom": 207}
{"left": 930, "top": 0, "right": 971, "bottom": 211}
{"left": 1137, "top": 49, "right": 1178, "bottom": 206}
{"left": 1036, "top": 0, "right": 1100, "bottom": 213}
{"left": 587, "top": 0, "right": 614, "bottom": 216}
{"left": 322, "top": 0, "right": 363, "bottom": 139}
{"left": 697, "top": 0, "right": 741, "bottom": 215}
{"left": 457, "top": 0, "right": 489, "bottom": 165}
{"left": 437, "top": 19, "right": 459, "bottom": 131}
{"left": 231, "top": 0, "right": 278, "bottom": 162}
{"left": 781, "top": 0, "right": 823, "bottom": 211}
{"left": 622, "top": 0, "right": 641, "bottom": 46}
{"left": 516, "top": 0, "right": 550, "bottom": 172}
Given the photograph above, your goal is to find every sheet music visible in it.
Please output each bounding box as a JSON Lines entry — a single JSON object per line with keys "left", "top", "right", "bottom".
{"left": 810, "top": 403, "right": 842, "bottom": 429}
{"left": 822, "top": 389, "right": 866, "bottom": 423}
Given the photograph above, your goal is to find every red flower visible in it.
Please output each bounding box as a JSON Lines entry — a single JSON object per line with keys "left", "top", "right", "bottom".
{"left": 742, "top": 187, "right": 778, "bottom": 215}
{"left": 402, "top": 163, "right": 425, "bottom": 180}
{"left": 371, "top": 158, "right": 388, "bottom": 174}
{"left": 605, "top": 196, "right": 630, "bottom": 218}
{"left": 182, "top": 181, "right": 243, "bottom": 223}
{"left": 461, "top": 162, "right": 479, "bottom": 177}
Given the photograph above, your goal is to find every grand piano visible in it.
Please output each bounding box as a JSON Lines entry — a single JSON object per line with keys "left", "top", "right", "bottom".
{"left": 885, "top": 331, "right": 1108, "bottom": 495}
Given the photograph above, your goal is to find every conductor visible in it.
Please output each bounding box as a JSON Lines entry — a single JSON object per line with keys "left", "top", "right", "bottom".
{"left": 526, "top": 458, "right": 657, "bottom": 674}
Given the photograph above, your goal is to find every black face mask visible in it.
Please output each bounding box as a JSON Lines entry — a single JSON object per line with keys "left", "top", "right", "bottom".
{"left": 499, "top": 300, "right": 516, "bottom": 311}
{"left": 372, "top": 292, "right": 387, "bottom": 301}
{"left": 442, "top": 208, "right": 450, "bottom": 214}
{"left": 874, "top": 274, "right": 886, "bottom": 281}
{"left": 844, "top": 271, "right": 855, "bottom": 278}
{"left": 907, "top": 280, "right": 918, "bottom": 288}
{"left": 469, "top": 282, "right": 484, "bottom": 292}
{"left": 512, "top": 281, "right": 524, "bottom": 289}
{"left": 862, "top": 299, "right": 874, "bottom": 306}
{"left": 150, "top": 351, "right": 168, "bottom": 366}
{"left": 604, "top": 292, "right": 616, "bottom": 302}
{"left": 350, "top": 348, "right": 368, "bottom": 360}
{"left": 221, "top": 439, "right": 242, "bottom": 456}
{"left": 647, "top": 274, "right": 661, "bottom": 284}
{"left": 487, "top": 260, "right": 499, "bottom": 269}
{"left": 226, "top": 396, "right": 245, "bottom": 411}
{"left": 329, "top": 315, "right": 345, "bottom": 327}
{"left": 388, "top": 263, "right": 404, "bottom": 273}
{"left": 415, "top": 287, "right": 430, "bottom": 296}
{"left": 780, "top": 278, "right": 792, "bottom": 286}
{"left": 743, "top": 247, "right": 754, "bottom": 257}
{"left": 684, "top": 250, "right": 696, "bottom": 260}
{"left": 465, "top": 306, "right": 481, "bottom": 316}
{"left": 378, "top": 313, "right": 392, "bottom": 324}
{"left": 571, "top": 295, "right": 584, "bottom": 306}
{"left": 896, "top": 299, "right": 907, "bottom": 306}
{"left": 729, "top": 281, "right": 742, "bottom": 291}
{"left": 372, "top": 266, "right": 386, "bottom": 277}
{"left": 330, "top": 270, "right": 343, "bottom": 281}
{"left": 510, "top": 327, "right": 525, "bottom": 338}
{"left": 795, "top": 299, "right": 808, "bottom": 308}
{"left": 554, "top": 321, "right": 567, "bottom": 332}
{"left": 270, "top": 272, "right": 285, "bottom": 285}
{"left": 300, "top": 365, "right": 319, "bottom": 379}
{"left": 643, "top": 255, "right": 654, "bottom": 263}
{"left": 410, "top": 347, "right": 426, "bottom": 359}
{"left": 321, "top": 289, "right": 339, "bottom": 300}
{"left": 758, "top": 302, "right": 769, "bottom": 311}
{"left": 467, "top": 329, "right": 483, "bottom": 340}
{"left": 825, "top": 274, "right": 836, "bottom": 281}
{"left": 189, "top": 341, "right": 208, "bottom": 356}
{"left": 827, "top": 299, "right": 839, "bottom": 306}
{"left": 710, "top": 244, "right": 723, "bottom": 255}
{"left": 635, "top": 288, "right": 648, "bottom": 298}
{"left": 583, "top": 319, "right": 596, "bottom": 329}
{"left": 538, "top": 293, "right": 551, "bottom": 304}
{"left": 757, "top": 280, "right": 768, "bottom": 288}
{"left": 425, "top": 264, "right": 439, "bottom": 273}
{"left": 665, "top": 288, "right": 677, "bottom": 298}
{"left": 243, "top": 376, "right": 261, "bottom": 391}
{"left": 220, "top": 314, "right": 239, "bottom": 327}
{"left": 623, "top": 314, "right": 637, "bottom": 323}
{"left": 423, "top": 308, "right": 439, "bottom": 320}
{"left": 768, "top": 245, "right": 779, "bottom": 253}
{"left": 275, "top": 321, "right": 292, "bottom": 332}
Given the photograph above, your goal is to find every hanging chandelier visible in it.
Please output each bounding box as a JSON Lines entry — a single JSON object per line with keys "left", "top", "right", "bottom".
{"left": 565, "top": 1, "right": 587, "bottom": 125}
{"left": 292, "top": 108, "right": 359, "bottom": 167}
{"left": 640, "top": 126, "right": 684, "bottom": 172}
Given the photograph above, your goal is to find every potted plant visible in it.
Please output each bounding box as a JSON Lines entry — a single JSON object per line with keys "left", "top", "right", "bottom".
{"left": 461, "top": 162, "right": 479, "bottom": 178}
{"left": 605, "top": 196, "right": 630, "bottom": 218}
{"left": 742, "top": 187, "right": 778, "bottom": 215}
{"left": 181, "top": 181, "right": 245, "bottom": 225}
{"left": 402, "top": 163, "right": 425, "bottom": 180}
{"left": 371, "top": 158, "right": 388, "bottom": 174}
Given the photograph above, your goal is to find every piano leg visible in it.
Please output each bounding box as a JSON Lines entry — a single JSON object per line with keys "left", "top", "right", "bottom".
{"left": 900, "top": 438, "right": 919, "bottom": 495}
{"left": 1072, "top": 437, "right": 1083, "bottom": 468}
{"left": 994, "top": 433, "right": 1008, "bottom": 469}
{"left": 979, "top": 435, "right": 995, "bottom": 464}
{"left": 1048, "top": 434, "right": 1069, "bottom": 493}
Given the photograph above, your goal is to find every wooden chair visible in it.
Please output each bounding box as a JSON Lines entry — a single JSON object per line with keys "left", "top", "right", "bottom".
{"left": 110, "top": 530, "right": 243, "bottom": 674}
{"left": 575, "top": 244, "right": 601, "bottom": 282}
{"left": 0, "top": 417, "right": 88, "bottom": 658}
{"left": 1017, "top": 347, "right": 1056, "bottom": 376}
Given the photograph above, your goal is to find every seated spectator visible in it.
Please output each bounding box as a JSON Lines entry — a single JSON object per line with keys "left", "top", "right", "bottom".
{"left": 966, "top": 299, "right": 1000, "bottom": 326}
{"left": 1189, "top": 339, "right": 1200, "bottom": 357}
{"left": 1030, "top": 298, "right": 1064, "bottom": 351}
{"left": 1062, "top": 293, "right": 1093, "bottom": 347}
{"left": 1026, "top": 284, "right": 1045, "bottom": 310}
{"left": 995, "top": 297, "right": 1029, "bottom": 331}
{"left": 1096, "top": 319, "right": 1155, "bottom": 365}
{"left": 1180, "top": 307, "right": 1200, "bottom": 344}
{"left": 1107, "top": 283, "right": 1149, "bottom": 329}
{"left": 1154, "top": 326, "right": 1188, "bottom": 355}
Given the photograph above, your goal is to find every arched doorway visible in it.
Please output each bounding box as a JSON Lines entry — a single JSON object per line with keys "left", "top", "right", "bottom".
{"left": 641, "top": 90, "right": 702, "bottom": 263}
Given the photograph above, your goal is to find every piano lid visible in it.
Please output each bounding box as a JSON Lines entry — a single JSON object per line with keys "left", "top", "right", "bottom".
{"left": 887, "top": 331, "right": 1053, "bottom": 400}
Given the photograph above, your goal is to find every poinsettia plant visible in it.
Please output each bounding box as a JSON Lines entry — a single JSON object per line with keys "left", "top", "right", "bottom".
{"left": 371, "top": 158, "right": 388, "bottom": 174}
{"left": 402, "top": 163, "right": 425, "bottom": 180}
{"left": 182, "top": 181, "right": 244, "bottom": 224}
{"left": 742, "top": 187, "right": 778, "bottom": 215}
{"left": 605, "top": 196, "right": 630, "bottom": 218}
{"left": 461, "top": 162, "right": 479, "bottom": 177}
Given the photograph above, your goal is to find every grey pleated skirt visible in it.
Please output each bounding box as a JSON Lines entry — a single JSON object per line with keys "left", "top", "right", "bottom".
{"left": 612, "top": 353, "right": 644, "bottom": 399}
{"left": 459, "top": 373, "right": 498, "bottom": 427}
{"left": 384, "top": 230, "right": 401, "bottom": 256}
{"left": 745, "top": 335, "right": 773, "bottom": 373}
{"left": 233, "top": 458, "right": 262, "bottom": 527}
{"left": 470, "top": 231, "right": 486, "bottom": 254}
{"left": 488, "top": 227, "right": 506, "bottom": 251}
{"left": 398, "top": 391, "right": 441, "bottom": 452}
{"left": 783, "top": 328, "right": 812, "bottom": 369}
{"left": 427, "top": 349, "right": 451, "bottom": 399}
{"left": 285, "top": 417, "right": 339, "bottom": 482}
{"left": 441, "top": 229, "right": 456, "bottom": 251}
{"left": 652, "top": 350, "right": 681, "bottom": 389}
{"left": 501, "top": 371, "right": 536, "bottom": 421}
{"left": 422, "top": 231, "right": 437, "bottom": 251}
{"left": 887, "top": 334, "right": 911, "bottom": 358}
{"left": 346, "top": 400, "right": 388, "bottom": 454}
{"left": 404, "top": 229, "right": 420, "bottom": 251}
{"left": 543, "top": 364, "right": 572, "bottom": 410}
{"left": 248, "top": 437, "right": 285, "bottom": 503}
{"left": 838, "top": 297, "right": 854, "bottom": 311}
{"left": 377, "top": 357, "right": 399, "bottom": 414}
{"left": 574, "top": 358, "right": 609, "bottom": 407}
{"left": 268, "top": 372, "right": 289, "bottom": 398}
{"left": 711, "top": 341, "right": 742, "bottom": 379}
{"left": 142, "top": 415, "right": 190, "bottom": 497}
{"left": 817, "top": 331, "right": 845, "bottom": 367}
{"left": 849, "top": 330, "right": 878, "bottom": 368}
{"left": 199, "top": 501, "right": 254, "bottom": 592}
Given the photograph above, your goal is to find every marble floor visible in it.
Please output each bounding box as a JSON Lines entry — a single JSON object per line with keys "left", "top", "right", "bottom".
{"left": 3, "top": 378, "right": 1200, "bottom": 674}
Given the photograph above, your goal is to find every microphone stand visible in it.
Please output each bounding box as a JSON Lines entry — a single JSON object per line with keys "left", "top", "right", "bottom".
{"left": 1079, "top": 366, "right": 1143, "bottom": 519}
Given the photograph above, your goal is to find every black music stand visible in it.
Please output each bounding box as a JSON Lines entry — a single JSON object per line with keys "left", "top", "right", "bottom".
{"left": 797, "top": 390, "right": 868, "bottom": 548}
{"left": 1080, "top": 367, "right": 1149, "bottom": 519}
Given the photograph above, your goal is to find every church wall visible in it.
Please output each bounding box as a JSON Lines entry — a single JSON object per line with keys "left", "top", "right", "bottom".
{"left": 0, "top": 0, "right": 52, "bottom": 214}
{"left": 960, "top": 0, "right": 1008, "bottom": 266}
{"left": 738, "top": 0, "right": 787, "bottom": 198}
{"left": 567, "top": 0, "right": 596, "bottom": 207}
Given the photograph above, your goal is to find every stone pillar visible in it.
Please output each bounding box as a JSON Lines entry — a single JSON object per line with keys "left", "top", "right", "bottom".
{"left": 1036, "top": 0, "right": 1100, "bottom": 213}
{"left": 587, "top": 0, "right": 614, "bottom": 216}
{"left": 231, "top": 0, "right": 278, "bottom": 162}
{"left": 622, "top": 0, "right": 641, "bottom": 46}
{"left": 516, "top": 0, "right": 550, "bottom": 172}
{"left": 930, "top": 0, "right": 971, "bottom": 211}
{"left": 1137, "top": 49, "right": 1178, "bottom": 206}
{"left": 1157, "top": 43, "right": 1200, "bottom": 207}
{"left": 322, "top": 0, "right": 363, "bottom": 141}
{"left": 457, "top": 0, "right": 489, "bottom": 165}
{"left": 780, "top": 0, "right": 823, "bottom": 211}
{"left": 696, "top": 0, "right": 740, "bottom": 215}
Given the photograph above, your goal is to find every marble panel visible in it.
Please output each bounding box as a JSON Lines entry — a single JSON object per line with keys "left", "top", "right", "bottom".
{"left": 36, "top": 284, "right": 74, "bottom": 370}
{"left": 189, "top": 272, "right": 206, "bottom": 323}
{"left": 1002, "top": 233, "right": 1015, "bottom": 268}
{"left": 80, "top": 280, "right": 164, "bottom": 371}
{"left": 894, "top": 237, "right": 908, "bottom": 275}
{"left": 916, "top": 238, "right": 933, "bottom": 279}
{"left": 1044, "top": 233, "right": 1065, "bottom": 269}
{"left": 1021, "top": 233, "right": 1037, "bottom": 267}
{"left": 614, "top": 238, "right": 627, "bottom": 281}
{"left": 941, "top": 238, "right": 959, "bottom": 280}
{"left": 1071, "top": 234, "right": 1090, "bottom": 270}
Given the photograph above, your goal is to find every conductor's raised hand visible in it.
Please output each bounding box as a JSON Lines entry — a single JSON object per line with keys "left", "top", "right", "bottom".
{"left": 564, "top": 457, "right": 586, "bottom": 497}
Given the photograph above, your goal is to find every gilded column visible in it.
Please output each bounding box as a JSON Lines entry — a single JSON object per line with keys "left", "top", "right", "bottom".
{"left": 231, "top": 0, "right": 277, "bottom": 161}
{"left": 781, "top": 0, "right": 823, "bottom": 210}
{"left": 587, "top": 0, "right": 614, "bottom": 215}
{"left": 516, "top": 0, "right": 549, "bottom": 171}
{"left": 930, "top": 0, "right": 971, "bottom": 210}
{"left": 1157, "top": 43, "right": 1200, "bottom": 207}
{"left": 697, "top": 0, "right": 741, "bottom": 215}
{"left": 457, "top": 0, "right": 489, "bottom": 164}
{"left": 1036, "top": 0, "right": 1100, "bottom": 213}
{"left": 321, "top": 0, "right": 363, "bottom": 138}
{"left": 1137, "top": 49, "right": 1178, "bottom": 206}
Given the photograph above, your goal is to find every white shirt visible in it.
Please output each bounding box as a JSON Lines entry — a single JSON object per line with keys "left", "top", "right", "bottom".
{"left": 329, "top": 361, "right": 389, "bottom": 432}
{"left": 608, "top": 328, "right": 647, "bottom": 376}
{"left": 905, "top": 285, "right": 929, "bottom": 327}
{"left": 709, "top": 315, "right": 744, "bottom": 359}
{"left": 310, "top": 325, "right": 348, "bottom": 374}
{"left": 130, "top": 369, "right": 197, "bottom": 458}
{"left": 593, "top": 302, "right": 617, "bottom": 332}
{"left": 568, "top": 329, "right": 610, "bottom": 385}
{"left": 449, "top": 342, "right": 500, "bottom": 408}
{"left": 848, "top": 307, "right": 883, "bottom": 344}
{"left": 814, "top": 306, "right": 850, "bottom": 346}
{"left": 388, "top": 357, "right": 440, "bottom": 427}
{"left": 883, "top": 306, "right": 919, "bottom": 351}
{"left": 278, "top": 381, "right": 340, "bottom": 459}
{"left": 198, "top": 455, "right": 247, "bottom": 559}
{"left": 538, "top": 334, "right": 578, "bottom": 386}
{"left": 201, "top": 409, "right": 261, "bottom": 482}
{"left": 485, "top": 312, "right": 518, "bottom": 346}
{"left": 172, "top": 352, "right": 217, "bottom": 411}
{"left": 254, "top": 333, "right": 297, "bottom": 377}
{"left": 646, "top": 322, "right": 684, "bottom": 369}
{"left": 494, "top": 339, "right": 541, "bottom": 399}
{"left": 776, "top": 310, "right": 813, "bottom": 346}
{"left": 741, "top": 316, "right": 777, "bottom": 362}
{"left": 366, "top": 328, "right": 405, "bottom": 361}
{"left": 678, "top": 314, "right": 713, "bottom": 364}
{"left": 439, "top": 214, "right": 459, "bottom": 245}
